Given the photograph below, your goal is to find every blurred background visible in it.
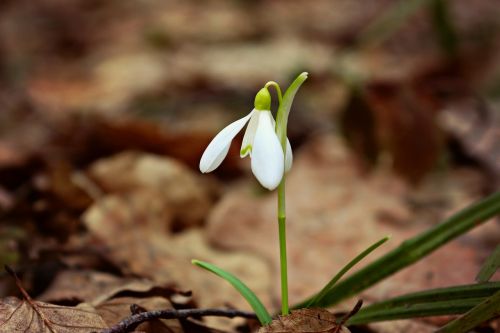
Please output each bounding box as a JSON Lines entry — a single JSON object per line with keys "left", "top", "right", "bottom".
{"left": 0, "top": 0, "right": 499, "bottom": 332}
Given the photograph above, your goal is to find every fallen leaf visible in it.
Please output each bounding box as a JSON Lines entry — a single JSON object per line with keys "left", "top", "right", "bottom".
{"left": 38, "top": 269, "right": 220, "bottom": 333}
{"left": 0, "top": 297, "right": 107, "bottom": 333}
{"left": 439, "top": 99, "right": 500, "bottom": 187}
{"left": 83, "top": 190, "right": 172, "bottom": 245}
{"left": 341, "top": 81, "right": 443, "bottom": 184}
{"left": 88, "top": 151, "right": 214, "bottom": 230}
{"left": 259, "top": 308, "right": 350, "bottom": 333}
{"left": 39, "top": 270, "right": 181, "bottom": 307}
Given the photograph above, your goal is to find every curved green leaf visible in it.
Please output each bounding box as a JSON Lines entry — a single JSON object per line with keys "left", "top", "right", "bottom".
{"left": 300, "top": 236, "right": 390, "bottom": 308}
{"left": 294, "top": 191, "right": 500, "bottom": 308}
{"left": 191, "top": 260, "right": 272, "bottom": 325}
{"left": 275, "top": 72, "right": 308, "bottom": 148}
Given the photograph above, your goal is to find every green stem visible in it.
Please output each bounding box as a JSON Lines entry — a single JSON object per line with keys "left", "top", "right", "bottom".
{"left": 270, "top": 73, "right": 308, "bottom": 316}
{"left": 278, "top": 182, "right": 288, "bottom": 315}
{"left": 265, "top": 81, "right": 283, "bottom": 105}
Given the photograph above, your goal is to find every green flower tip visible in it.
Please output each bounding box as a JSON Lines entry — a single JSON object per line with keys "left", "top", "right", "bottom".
{"left": 191, "top": 259, "right": 200, "bottom": 265}
{"left": 254, "top": 87, "right": 271, "bottom": 111}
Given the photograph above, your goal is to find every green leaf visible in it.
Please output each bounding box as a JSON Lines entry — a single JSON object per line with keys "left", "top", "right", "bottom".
{"left": 349, "top": 298, "right": 481, "bottom": 325}
{"left": 300, "top": 236, "right": 390, "bottom": 308}
{"left": 347, "top": 282, "right": 500, "bottom": 325}
{"left": 476, "top": 245, "right": 500, "bottom": 283}
{"left": 437, "top": 290, "right": 500, "bottom": 333}
{"left": 191, "top": 260, "right": 272, "bottom": 325}
{"left": 275, "top": 72, "right": 308, "bottom": 149}
{"left": 293, "top": 191, "right": 500, "bottom": 308}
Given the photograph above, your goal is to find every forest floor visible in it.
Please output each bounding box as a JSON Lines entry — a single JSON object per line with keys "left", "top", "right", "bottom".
{"left": 0, "top": 1, "right": 499, "bottom": 332}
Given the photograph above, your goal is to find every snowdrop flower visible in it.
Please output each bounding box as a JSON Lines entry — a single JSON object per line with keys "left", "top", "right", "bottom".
{"left": 199, "top": 87, "right": 292, "bottom": 190}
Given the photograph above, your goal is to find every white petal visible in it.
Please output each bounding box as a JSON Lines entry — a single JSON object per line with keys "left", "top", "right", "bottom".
{"left": 285, "top": 138, "right": 293, "bottom": 172}
{"left": 240, "top": 109, "right": 260, "bottom": 157}
{"left": 267, "top": 112, "right": 292, "bottom": 172}
{"left": 251, "top": 111, "right": 284, "bottom": 190}
{"left": 199, "top": 111, "right": 253, "bottom": 173}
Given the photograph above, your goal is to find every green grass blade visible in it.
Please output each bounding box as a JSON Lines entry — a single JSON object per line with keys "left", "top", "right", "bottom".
{"left": 294, "top": 191, "right": 500, "bottom": 309}
{"left": 359, "top": 282, "right": 500, "bottom": 312}
{"left": 347, "top": 282, "right": 500, "bottom": 325}
{"left": 348, "top": 298, "right": 482, "bottom": 325}
{"left": 476, "top": 245, "right": 500, "bottom": 283}
{"left": 437, "top": 290, "right": 500, "bottom": 333}
{"left": 348, "top": 282, "right": 500, "bottom": 324}
{"left": 301, "top": 236, "right": 390, "bottom": 308}
{"left": 191, "top": 260, "right": 272, "bottom": 325}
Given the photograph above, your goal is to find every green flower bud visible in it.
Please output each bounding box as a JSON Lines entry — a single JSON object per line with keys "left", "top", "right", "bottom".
{"left": 254, "top": 87, "right": 271, "bottom": 111}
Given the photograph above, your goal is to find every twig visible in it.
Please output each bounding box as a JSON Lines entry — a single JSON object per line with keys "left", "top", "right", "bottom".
{"left": 334, "top": 299, "right": 363, "bottom": 333}
{"left": 100, "top": 308, "right": 258, "bottom": 333}
{"left": 339, "top": 299, "right": 363, "bottom": 327}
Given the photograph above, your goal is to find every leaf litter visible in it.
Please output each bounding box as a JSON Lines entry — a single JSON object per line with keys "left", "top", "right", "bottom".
{"left": 0, "top": 0, "right": 499, "bottom": 332}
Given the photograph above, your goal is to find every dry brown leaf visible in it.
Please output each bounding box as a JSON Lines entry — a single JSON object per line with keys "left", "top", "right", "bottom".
{"left": 341, "top": 82, "right": 443, "bottom": 184}
{"left": 39, "top": 270, "right": 181, "bottom": 307}
{"left": 439, "top": 100, "right": 500, "bottom": 187}
{"left": 38, "top": 270, "right": 125, "bottom": 304}
{"left": 39, "top": 270, "right": 212, "bottom": 333}
{"left": 84, "top": 276, "right": 233, "bottom": 333}
{"left": 81, "top": 118, "right": 225, "bottom": 172}
{"left": 83, "top": 190, "right": 172, "bottom": 243}
{"left": 88, "top": 151, "right": 213, "bottom": 230}
{"left": 259, "top": 308, "right": 350, "bottom": 333}
{"left": 0, "top": 297, "right": 107, "bottom": 333}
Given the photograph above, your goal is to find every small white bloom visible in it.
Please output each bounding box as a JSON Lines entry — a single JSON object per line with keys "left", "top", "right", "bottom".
{"left": 199, "top": 108, "right": 293, "bottom": 190}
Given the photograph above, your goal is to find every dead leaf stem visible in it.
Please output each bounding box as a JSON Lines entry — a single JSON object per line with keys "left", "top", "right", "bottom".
{"left": 5, "top": 265, "right": 58, "bottom": 333}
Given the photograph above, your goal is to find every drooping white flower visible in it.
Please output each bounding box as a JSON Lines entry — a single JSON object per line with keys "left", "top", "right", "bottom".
{"left": 199, "top": 88, "right": 292, "bottom": 190}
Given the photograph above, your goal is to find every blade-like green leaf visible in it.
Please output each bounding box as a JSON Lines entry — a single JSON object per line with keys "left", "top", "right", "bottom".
{"left": 437, "top": 290, "right": 500, "bottom": 333}
{"left": 302, "top": 236, "right": 390, "bottom": 308}
{"left": 294, "top": 191, "right": 500, "bottom": 308}
{"left": 347, "top": 282, "right": 500, "bottom": 325}
{"left": 191, "top": 260, "right": 272, "bottom": 325}
{"left": 275, "top": 72, "right": 308, "bottom": 148}
{"left": 476, "top": 245, "right": 500, "bottom": 283}
{"left": 348, "top": 298, "right": 481, "bottom": 325}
